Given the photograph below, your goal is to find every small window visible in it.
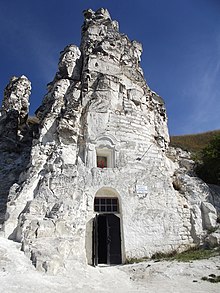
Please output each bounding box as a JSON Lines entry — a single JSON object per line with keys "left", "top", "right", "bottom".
{"left": 96, "top": 148, "right": 114, "bottom": 168}
{"left": 97, "top": 156, "right": 107, "bottom": 168}
{"left": 94, "top": 197, "right": 119, "bottom": 213}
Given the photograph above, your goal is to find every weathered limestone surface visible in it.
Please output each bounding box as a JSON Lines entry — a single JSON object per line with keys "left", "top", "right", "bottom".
{"left": 2, "top": 75, "right": 31, "bottom": 121}
{"left": 0, "top": 8, "right": 219, "bottom": 273}
{"left": 0, "top": 76, "right": 33, "bottom": 232}
{"left": 0, "top": 75, "right": 31, "bottom": 144}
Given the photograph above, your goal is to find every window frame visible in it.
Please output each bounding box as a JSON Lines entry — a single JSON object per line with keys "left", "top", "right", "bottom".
{"left": 94, "top": 197, "right": 119, "bottom": 213}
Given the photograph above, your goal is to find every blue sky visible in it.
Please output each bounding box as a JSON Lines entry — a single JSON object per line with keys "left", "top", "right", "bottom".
{"left": 0, "top": 0, "right": 220, "bottom": 135}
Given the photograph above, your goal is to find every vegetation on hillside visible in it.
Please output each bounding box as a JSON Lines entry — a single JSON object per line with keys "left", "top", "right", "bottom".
{"left": 170, "top": 130, "right": 220, "bottom": 185}
{"left": 195, "top": 135, "right": 220, "bottom": 185}
{"left": 170, "top": 130, "right": 220, "bottom": 153}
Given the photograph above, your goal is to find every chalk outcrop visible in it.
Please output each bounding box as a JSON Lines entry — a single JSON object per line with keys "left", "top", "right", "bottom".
{"left": 0, "top": 75, "right": 31, "bottom": 143}
{"left": 0, "top": 76, "right": 32, "bottom": 232}
{"left": 0, "top": 8, "right": 219, "bottom": 274}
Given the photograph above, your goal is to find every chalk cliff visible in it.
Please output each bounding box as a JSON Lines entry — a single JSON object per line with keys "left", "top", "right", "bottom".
{"left": 0, "top": 8, "right": 219, "bottom": 274}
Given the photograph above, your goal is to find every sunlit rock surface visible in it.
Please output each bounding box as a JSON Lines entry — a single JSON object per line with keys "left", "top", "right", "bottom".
{"left": 0, "top": 8, "right": 219, "bottom": 274}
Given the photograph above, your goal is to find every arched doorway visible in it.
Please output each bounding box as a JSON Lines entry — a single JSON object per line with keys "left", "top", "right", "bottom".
{"left": 93, "top": 188, "right": 122, "bottom": 266}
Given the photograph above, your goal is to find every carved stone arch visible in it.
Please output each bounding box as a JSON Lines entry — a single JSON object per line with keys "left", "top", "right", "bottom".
{"left": 95, "top": 186, "right": 120, "bottom": 196}
{"left": 86, "top": 134, "right": 119, "bottom": 168}
{"left": 94, "top": 133, "right": 119, "bottom": 146}
{"left": 94, "top": 135, "right": 119, "bottom": 168}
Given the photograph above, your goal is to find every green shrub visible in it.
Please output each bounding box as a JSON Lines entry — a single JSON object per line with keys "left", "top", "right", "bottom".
{"left": 170, "top": 131, "right": 220, "bottom": 185}
{"left": 196, "top": 135, "right": 220, "bottom": 185}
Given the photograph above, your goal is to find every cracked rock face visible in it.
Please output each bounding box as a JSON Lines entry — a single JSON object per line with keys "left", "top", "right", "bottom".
{"left": 58, "top": 44, "right": 81, "bottom": 79}
{"left": 0, "top": 8, "right": 219, "bottom": 274}
{"left": 2, "top": 75, "right": 31, "bottom": 122}
{"left": 0, "top": 76, "right": 32, "bottom": 231}
{"left": 0, "top": 75, "right": 32, "bottom": 150}
{"left": 0, "top": 75, "right": 32, "bottom": 147}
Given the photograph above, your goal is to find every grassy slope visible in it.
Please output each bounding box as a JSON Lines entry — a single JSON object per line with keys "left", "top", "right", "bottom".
{"left": 170, "top": 129, "right": 220, "bottom": 153}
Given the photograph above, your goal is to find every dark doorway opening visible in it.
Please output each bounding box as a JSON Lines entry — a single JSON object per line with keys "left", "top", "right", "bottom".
{"left": 93, "top": 214, "right": 122, "bottom": 266}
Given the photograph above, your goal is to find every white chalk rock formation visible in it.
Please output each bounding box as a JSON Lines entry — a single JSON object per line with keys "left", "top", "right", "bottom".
{"left": 2, "top": 75, "right": 31, "bottom": 122}
{"left": 0, "top": 75, "right": 33, "bottom": 232}
{"left": 0, "top": 8, "right": 219, "bottom": 274}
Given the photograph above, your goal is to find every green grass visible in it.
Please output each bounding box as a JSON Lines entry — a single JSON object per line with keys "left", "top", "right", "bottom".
{"left": 151, "top": 246, "right": 220, "bottom": 262}
{"left": 173, "top": 247, "right": 220, "bottom": 261}
{"left": 125, "top": 247, "right": 220, "bottom": 265}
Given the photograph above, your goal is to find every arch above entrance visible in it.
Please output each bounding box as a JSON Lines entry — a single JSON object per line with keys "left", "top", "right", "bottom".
{"left": 95, "top": 187, "right": 120, "bottom": 198}
{"left": 94, "top": 187, "right": 120, "bottom": 214}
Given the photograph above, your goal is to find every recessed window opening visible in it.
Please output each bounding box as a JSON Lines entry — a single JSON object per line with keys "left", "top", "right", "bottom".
{"left": 94, "top": 197, "right": 119, "bottom": 213}
{"left": 97, "top": 156, "right": 107, "bottom": 168}
{"left": 96, "top": 148, "right": 114, "bottom": 168}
